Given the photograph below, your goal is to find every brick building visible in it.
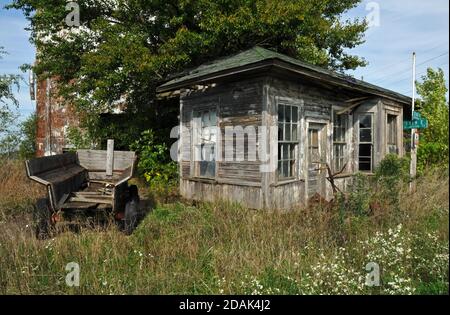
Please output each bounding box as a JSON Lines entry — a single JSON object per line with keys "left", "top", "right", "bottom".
{"left": 35, "top": 77, "right": 79, "bottom": 157}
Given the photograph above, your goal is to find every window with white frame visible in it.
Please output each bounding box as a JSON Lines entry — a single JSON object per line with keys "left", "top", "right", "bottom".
{"left": 278, "top": 104, "right": 299, "bottom": 179}
{"left": 387, "top": 114, "right": 398, "bottom": 154}
{"left": 333, "top": 113, "right": 348, "bottom": 172}
{"left": 193, "top": 109, "right": 217, "bottom": 178}
{"left": 358, "top": 113, "right": 373, "bottom": 172}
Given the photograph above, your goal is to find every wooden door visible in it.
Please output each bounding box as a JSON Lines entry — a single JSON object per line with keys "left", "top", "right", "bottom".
{"left": 307, "top": 123, "right": 327, "bottom": 198}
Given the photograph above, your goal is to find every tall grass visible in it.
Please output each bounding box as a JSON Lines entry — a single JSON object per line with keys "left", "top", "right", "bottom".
{"left": 0, "top": 159, "right": 448, "bottom": 295}
{"left": 0, "top": 159, "right": 43, "bottom": 215}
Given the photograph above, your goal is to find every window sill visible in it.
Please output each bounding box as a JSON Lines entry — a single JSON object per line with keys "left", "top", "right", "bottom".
{"left": 272, "top": 178, "right": 305, "bottom": 187}
{"left": 328, "top": 172, "right": 375, "bottom": 178}
{"left": 185, "top": 177, "right": 217, "bottom": 184}
{"left": 333, "top": 173, "right": 353, "bottom": 179}
{"left": 358, "top": 172, "right": 375, "bottom": 176}
{"left": 183, "top": 177, "right": 262, "bottom": 187}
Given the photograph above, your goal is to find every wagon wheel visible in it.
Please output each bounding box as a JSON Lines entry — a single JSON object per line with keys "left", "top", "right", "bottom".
{"left": 124, "top": 185, "right": 140, "bottom": 235}
{"left": 34, "top": 198, "right": 53, "bottom": 240}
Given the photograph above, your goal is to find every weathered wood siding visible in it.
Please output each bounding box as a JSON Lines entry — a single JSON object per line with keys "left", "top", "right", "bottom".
{"left": 179, "top": 78, "right": 265, "bottom": 209}
{"left": 264, "top": 77, "right": 361, "bottom": 207}
{"left": 180, "top": 179, "right": 263, "bottom": 209}
{"left": 178, "top": 74, "right": 405, "bottom": 210}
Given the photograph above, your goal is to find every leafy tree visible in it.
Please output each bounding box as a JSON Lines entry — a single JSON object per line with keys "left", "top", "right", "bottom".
{"left": 415, "top": 68, "right": 449, "bottom": 171}
{"left": 8, "top": 0, "right": 368, "bottom": 150}
{"left": 18, "top": 113, "right": 37, "bottom": 159}
{"left": 0, "top": 47, "right": 21, "bottom": 158}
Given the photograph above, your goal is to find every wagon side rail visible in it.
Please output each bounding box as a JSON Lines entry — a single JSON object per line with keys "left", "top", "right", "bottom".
{"left": 114, "top": 156, "right": 137, "bottom": 187}
{"left": 25, "top": 152, "right": 88, "bottom": 212}
{"left": 25, "top": 162, "right": 56, "bottom": 211}
{"left": 112, "top": 155, "right": 137, "bottom": 212}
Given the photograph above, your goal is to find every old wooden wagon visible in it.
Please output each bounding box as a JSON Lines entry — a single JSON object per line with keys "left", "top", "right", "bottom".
{"left": 25, "top": 145, "right": 139, "bottom": 238}
{"left": 157, "top": 46, "right": 412, "bottom": 210}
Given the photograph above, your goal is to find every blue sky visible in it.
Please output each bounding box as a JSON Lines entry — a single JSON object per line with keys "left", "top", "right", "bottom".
{"left": 344, "top": 0, "right": 449, "bottom": 97}
{"left": 0, "top": 0, "right": 449, "bottom": 124}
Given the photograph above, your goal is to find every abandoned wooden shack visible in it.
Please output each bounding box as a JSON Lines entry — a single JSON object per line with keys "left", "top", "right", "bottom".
{"left": 157, "top": 46, "right": 411, "bottom": 210}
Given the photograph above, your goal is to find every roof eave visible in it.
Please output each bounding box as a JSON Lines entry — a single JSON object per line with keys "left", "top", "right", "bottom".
{"left": 157, "top": 58, "right": 412, "bottom": 105}
{"left": 272, "top": 59, "right": 412, "bottom": 105}
{"left": 156, "top": 60, "right": 274, "bottom": 93}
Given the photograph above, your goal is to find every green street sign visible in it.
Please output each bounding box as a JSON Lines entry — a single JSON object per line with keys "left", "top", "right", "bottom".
{"left": 413, "top": 111, "right": 422, "bottom": 120}
{"left": 403, "top": 118, "right": 428, "bottom": 130}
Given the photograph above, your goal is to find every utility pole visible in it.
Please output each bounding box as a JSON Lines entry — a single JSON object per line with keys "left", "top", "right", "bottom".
{"left": 409, "top": 52, "right": 417, "bottom": 192}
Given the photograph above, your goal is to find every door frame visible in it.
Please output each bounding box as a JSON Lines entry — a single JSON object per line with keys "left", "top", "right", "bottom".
{"left": 305, "top": 119, "right": 330, "bottom": 201}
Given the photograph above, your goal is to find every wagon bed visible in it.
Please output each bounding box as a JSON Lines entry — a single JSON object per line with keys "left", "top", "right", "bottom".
{"left": 25, "top": 147, "right": 140, "bottom": 237}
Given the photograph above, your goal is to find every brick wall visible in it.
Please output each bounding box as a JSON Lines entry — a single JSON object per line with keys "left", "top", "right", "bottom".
{"left": 35, "top": 78, "right": 79, "bottom": 157}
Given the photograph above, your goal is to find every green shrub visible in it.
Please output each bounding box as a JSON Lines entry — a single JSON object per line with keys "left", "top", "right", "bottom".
{"left": 336, "top": 173, "right": 371, "bottom": 218}
{"left": 373, "top": 154, "right": 410, "bottom": 210}
{"left": 130, "top": 129, "right": 178, "bottom": 190}
{"left": 334, "top": 155, "right": 409, "bottom": 222}
{"left": 375, "top": 154, "right": 409, "bottom": 180}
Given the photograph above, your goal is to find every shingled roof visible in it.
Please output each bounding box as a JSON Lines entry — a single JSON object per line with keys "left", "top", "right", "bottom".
{"left": 157, "top": 46, "right": 411, "bottom": 105}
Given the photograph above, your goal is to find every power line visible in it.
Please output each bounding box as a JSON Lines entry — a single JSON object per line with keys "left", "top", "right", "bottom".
{"left": 415, "top": 42, "right": 450, "bottom": 57}
{"left": 363, "top": 43, "right": 449, "bottom": 78}
{"left": 391, "top": 61, "right": 448, "bottom": 86}
{"left": 401, "top": 73, "right": 450, "bottom": 96}
{"left": 371, "top": 52, "right": 449, "bottom": 85}
{"left": 388, "top": 60, "right": 449, "bottom": 93}
{"left": 417, "top": 51, "right": 449, "bottom": 68}
{"left": 373, "top": 51, "right": 449, "bottom": 83}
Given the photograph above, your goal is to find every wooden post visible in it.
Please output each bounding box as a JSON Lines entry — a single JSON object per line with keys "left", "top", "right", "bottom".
{"left": 410, "top": 137, "right": 417, "bottom": 192}
{"left": 106, "top": 139, "right": 114, "bottom": 177}
{"left": 409, "top": 53, "right": 417, "bottom": 192}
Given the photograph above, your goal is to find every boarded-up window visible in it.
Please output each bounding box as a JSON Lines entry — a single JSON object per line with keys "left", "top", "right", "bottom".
{"left": 194, "top": 110, "right": 217, "bottom": 178}
{"left": 358, "top": 113, "right": 373, "bottom": 172}
{"left": 278, "top": 104, "right": 299, "bottom": 179}
{"left": 387, "top": 114, "right": 398, "bottom": 154}
{"left": 333, "top": 113, "right": 348, "bottom": 172}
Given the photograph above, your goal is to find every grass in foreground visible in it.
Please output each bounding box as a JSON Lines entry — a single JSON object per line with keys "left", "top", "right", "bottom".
{"left": 0, "top": 159, "right": 448, "bottom": 294}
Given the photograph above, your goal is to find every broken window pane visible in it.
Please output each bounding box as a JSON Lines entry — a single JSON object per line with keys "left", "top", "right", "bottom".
{"left": 359, "top": 114, "right": 372, "bottom": 129}
{"left": 359, "top": 129, "right": 372, "bottom": 142}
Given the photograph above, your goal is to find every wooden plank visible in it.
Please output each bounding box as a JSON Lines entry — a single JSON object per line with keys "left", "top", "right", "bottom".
{"left": 26, "top": 152, "right": 78, "bottom": 177}
{"left": 57, "top": 193, "right": 70, "bottom": 208}
{"left": 69, "top": 196, "right": 113, "bottom": 204}
{"left": 89, "top": 179, "right": 114, "bottom": 185}
{"left": 37, "top": 164, "right": 86, "bottom": 183}
{"left": 61, "top": 202, "right": 99, "bottom": 209}
{"left": 336, "top": 100, "right": 367, "bottom": 115}
{"left": 77, "top": 150, "right": 135, "bottom": 171}
{"left": 106, "top": 139, "right": 114, "bottom": 176}
{"left": 88, "top": 173, "right": 121, "bottom": 182}
{"left": 344, "top": 96, "right": 370, "bottom": 103}
{"left": 73, "top": 192, "right": 113, "bottom": 198}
